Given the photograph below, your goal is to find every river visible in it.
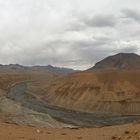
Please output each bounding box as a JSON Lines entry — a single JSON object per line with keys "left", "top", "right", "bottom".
{"left": 7, "top": 82, "right": 140, "bottom": 127}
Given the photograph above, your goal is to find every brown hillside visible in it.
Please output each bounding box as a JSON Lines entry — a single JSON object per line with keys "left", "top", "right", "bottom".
{"left": 90, "top": 53, "right": 140, "bottom": 70}
{"left": 44, "top": 53, "right": 140, "bottom": 115}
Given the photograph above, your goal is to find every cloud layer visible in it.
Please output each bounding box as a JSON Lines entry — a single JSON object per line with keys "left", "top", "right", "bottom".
{"left": 0, "top": 0, "right": 140, "bottom": 70}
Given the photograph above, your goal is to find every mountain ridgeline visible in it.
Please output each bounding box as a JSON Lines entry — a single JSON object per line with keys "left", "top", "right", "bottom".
{"left": 90, "top": 53, "right": 140, "bottom": 70}
{"left": 44, "top": 53, "right": 140, "bottom": 115}
{"left": 0, "top": 64, "right": 76, "bottom": 74}
{"left": 0, "top": 53, "right": 140, "bottom": 128}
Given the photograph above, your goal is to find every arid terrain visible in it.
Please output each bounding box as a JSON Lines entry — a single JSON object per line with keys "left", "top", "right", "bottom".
{"left": 39, "top": 54, "right": 140, "bottom": 118}
{"left": 44, "top": 70, "right": 140, "bottom": 114}
{"left": 0, "top": 53, "right": 140, "bottom": 139}
{"left": 1, "top": 0, "right": 140, "bottom": 139}
{"left": 0, "top": 120, "right": 140, "bottom": 140}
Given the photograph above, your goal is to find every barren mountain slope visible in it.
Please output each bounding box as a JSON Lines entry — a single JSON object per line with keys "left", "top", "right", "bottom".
{"left": 44, "top": 53, "right": 140, "bottom": 115}
{"left": 0, "top": 69, "right": 67, "bottom": 127}
{"left": 90, "top": 53, "right": 140, "bottom": 70}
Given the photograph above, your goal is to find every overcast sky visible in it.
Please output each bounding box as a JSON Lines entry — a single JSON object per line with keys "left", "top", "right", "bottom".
{"left": 0, "top": 0, "right": 140, "bottom": 70}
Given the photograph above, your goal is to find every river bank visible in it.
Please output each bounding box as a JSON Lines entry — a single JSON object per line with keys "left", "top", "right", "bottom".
{"left": 6, "top": 82, "right": 140, "bottom": 127}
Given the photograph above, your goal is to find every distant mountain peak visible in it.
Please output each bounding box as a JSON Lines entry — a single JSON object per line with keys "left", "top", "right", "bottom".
{"left": 90, "top": 53, "right": 140, "bottom": 70}
{"left": 45, "top": 65, "right": 77, "bottom": 74}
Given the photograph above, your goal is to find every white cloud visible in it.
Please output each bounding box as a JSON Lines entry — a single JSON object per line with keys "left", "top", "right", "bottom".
{"left": 0, "top": 0, "right": 139, "bottom": 70}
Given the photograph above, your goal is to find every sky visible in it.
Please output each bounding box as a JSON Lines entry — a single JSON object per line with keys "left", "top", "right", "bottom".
{"left": 0, "top": 0, "right": 140, "bottom": 70}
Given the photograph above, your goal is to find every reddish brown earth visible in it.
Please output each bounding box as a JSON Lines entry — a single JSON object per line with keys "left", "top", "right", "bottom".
{"left": 91, "top": 53, "right": 140, "bottom": 70}
{"left": 44, "top": 70, "right": 140, "bottom": 114}
{"left": 43, "top": 53, "right": 140, "bottom": 114}
{"left": 0, "top": 53, "right": 139, "bottom": 139}
{"left": 0, "top": 121, "right": 139, "bottom": 140}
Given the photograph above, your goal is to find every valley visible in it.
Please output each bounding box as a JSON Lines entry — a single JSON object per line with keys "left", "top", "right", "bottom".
{"left": 0, "top": 53, "right": 139, "bottom": 140}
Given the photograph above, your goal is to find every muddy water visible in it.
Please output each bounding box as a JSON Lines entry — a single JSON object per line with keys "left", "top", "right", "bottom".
{"left": 7, "top": 82, "right": 140, "bottom": 127}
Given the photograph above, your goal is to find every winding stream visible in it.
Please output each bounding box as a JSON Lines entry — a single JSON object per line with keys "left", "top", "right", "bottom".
{"left": 7, "top": 82, "right": 140, "bottom": 127}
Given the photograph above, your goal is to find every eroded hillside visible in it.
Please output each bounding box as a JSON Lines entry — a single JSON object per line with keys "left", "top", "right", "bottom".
{"left": 43, "top": 69, "right": 140, "bottom": 115}
{"left": 42, "top": 53, "right": 140, "bottom": 115}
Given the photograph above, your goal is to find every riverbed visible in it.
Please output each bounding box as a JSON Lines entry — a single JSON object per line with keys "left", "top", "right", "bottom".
{"left": 7, "top": 82, "right": 140, "bottom": 127}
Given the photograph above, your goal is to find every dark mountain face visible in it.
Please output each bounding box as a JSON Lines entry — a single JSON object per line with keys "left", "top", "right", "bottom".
{"left": 0, "top": 64, "right": 27, "bottom": 70}
{"left": 0, "top": 64, "right": 76, "bottom": 74}
{"left": 90, "top": 53, "right": 140, "bottom": 70}
{"left": 45, "top": 65, "right": 77, "bottom": 74}
{"left": 32, "top": 65, "right": 77, "bottom": 74}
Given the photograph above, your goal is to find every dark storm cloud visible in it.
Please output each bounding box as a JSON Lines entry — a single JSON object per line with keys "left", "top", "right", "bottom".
{"left": 122, "top": 8, "right": 140, "bottom": 22}
{"left": 83, "top": 15, "right": 117, "bottom": 28}
{"left": 66, "top": 14, "right": 117, "bottom": 32}
{"left": 120, "top": 45, "right": 139, "bottom": 53}
{"left": 72, "top": 36, "right": 114, "bottom": 50}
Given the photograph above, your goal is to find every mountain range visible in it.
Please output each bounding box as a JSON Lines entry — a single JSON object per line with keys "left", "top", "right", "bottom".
{"left": 0, "top": 52, "right": 140, "bottom": 128}
{"left": 0, "top": 64, "right": 76, "bottom": 74}
{"left": 43, "top": 53, "right": 140, "bottom": 115}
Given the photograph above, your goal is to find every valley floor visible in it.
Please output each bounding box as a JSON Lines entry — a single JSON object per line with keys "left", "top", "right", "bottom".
{"left": 0, "top": 121, "right": 140, "bottom": 140}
